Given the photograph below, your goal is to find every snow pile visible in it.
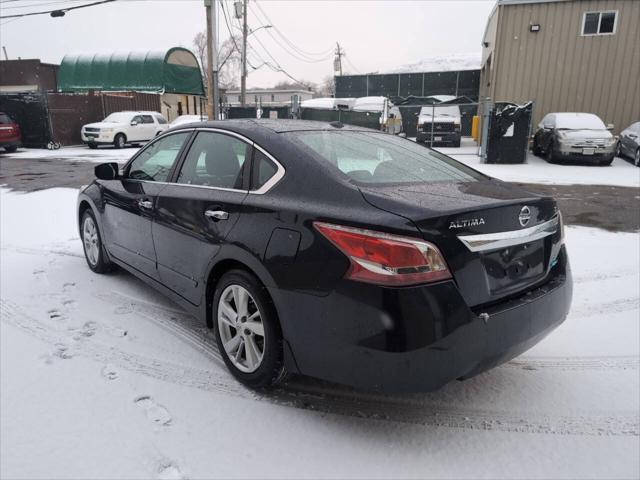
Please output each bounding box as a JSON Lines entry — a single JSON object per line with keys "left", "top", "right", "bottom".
{"left": 1, "top": 187, "right": 639, "bottom": 479}
{"left": 385, "top": 53, "right": 481, "bottom": 74}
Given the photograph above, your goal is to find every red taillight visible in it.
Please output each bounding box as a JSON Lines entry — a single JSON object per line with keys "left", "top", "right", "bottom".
{"left": 314, "top": 222, "right": 451, "bottom": 286}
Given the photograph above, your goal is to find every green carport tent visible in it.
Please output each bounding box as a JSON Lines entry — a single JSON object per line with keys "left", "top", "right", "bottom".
{"left": 58, "top": 48, "right": 205, "bottom": 96}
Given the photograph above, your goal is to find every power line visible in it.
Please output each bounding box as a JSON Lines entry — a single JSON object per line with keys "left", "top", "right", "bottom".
{"left": 344, "top": 55, "right": 361, "bottom": 74}
{"left": 253, "top": 1, "right": 333, "bottom": 59}
{"left": 0, "top": 0, "right": 114, "bottom": 18}
{"left": 247, "top": 2, "right": 331, "bottom": 64}
{"left": 1, "top": 0, "right": 86, "bottom": 10}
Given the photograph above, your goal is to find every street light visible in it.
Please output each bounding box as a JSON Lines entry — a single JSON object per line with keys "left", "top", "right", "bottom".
{"left": 248, "top": 25, "right": 272, "bottom": 37}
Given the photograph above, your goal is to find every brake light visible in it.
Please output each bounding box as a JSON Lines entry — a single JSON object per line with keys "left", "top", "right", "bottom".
{"left": 314, "top": 222, "right": 451, "bottom": 286}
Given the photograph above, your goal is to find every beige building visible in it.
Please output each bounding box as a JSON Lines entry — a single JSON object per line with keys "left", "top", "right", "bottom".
{"left": 480, "top": 0, "right": 639, "bottom": 133}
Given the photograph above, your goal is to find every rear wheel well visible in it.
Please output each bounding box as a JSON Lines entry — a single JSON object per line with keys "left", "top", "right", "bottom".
{"left": 78, "top": 200, "right": 92, "bottom": 228}
{"left": 205, "top": 259, "right": 275, "bottom": 329}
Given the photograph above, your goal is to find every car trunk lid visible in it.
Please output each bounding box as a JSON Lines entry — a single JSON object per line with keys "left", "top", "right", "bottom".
{"left": 358, "top": 180, "right": 562, "bottom": 306}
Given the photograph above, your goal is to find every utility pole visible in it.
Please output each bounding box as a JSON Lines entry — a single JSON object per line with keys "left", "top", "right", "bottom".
{"left": 334, "top": 42, "right": 343, "bottom": 76}
{"left": 240, "top": 0, "right": 248, "bottom": 107}
{"left": 204, "top": 0, "right": 219, "bottom": 120}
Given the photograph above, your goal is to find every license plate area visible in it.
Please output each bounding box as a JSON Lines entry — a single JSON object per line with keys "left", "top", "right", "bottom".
{"left": 482, "top": 239, "right": 546, "bottom": 295}
{"left": 582, "top": 148, "right": 595, "bottom": 155}
{"left": 434, "top": 136, "right": 442, "bottom": 141}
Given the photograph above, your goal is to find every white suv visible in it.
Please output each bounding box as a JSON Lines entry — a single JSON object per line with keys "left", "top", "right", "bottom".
{"left": 81, "top": 111, "right": 169, "bottom": 149}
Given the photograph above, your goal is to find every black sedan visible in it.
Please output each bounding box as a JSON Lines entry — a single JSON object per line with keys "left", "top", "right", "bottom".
{"left": 77, "top": 119, "right": 572, "bottom": 393}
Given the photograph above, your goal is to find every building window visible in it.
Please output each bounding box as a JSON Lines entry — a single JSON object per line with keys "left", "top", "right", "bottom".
{"left": 238, "top": 95, "right": 241, "bottom": 102}
{"left": 271, "top": 94, "right": 275, "bottom": 102}
{"left": 582, "top": 11, "right": 617, "bottom": 36}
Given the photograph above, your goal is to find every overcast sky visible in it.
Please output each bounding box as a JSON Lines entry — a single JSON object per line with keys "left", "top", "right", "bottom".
{"left": 1, "top": 0, "right": 495, "bottom": 88}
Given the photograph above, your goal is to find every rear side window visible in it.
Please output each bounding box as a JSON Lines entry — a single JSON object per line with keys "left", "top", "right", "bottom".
{"left": 141, "top": 115, "right": 155, "bottom": 124}
{"left": 251, "top": 150, "right": 278, "bottom": 191}
{"left": 127, "top": 132, "right": 190, "bottom": 182}
{"left": 176, "top": 132, "right": 249, "bottom": 189}
{"left": 0, "top": 113, "right": 13, "bottom": 124}
{"left": 287, "top": 131, "right": 483, "bottom": 185}
{"left": 155, "top": 115, "right": 168, "bottom": 124}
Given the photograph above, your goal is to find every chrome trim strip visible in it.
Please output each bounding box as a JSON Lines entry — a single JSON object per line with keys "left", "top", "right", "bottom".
{"left": 457, "top": 216, "right": 559, "bottom": 253}
{"left": 124, "top": 127, "right": 286, "bottom": 195}
{"left": 194, "top": 127, "right": 286, "bottom": 195}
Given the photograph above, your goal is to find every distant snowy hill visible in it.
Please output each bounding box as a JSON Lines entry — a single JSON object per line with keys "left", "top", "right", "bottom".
{"left": 383, "top": 53, "right": 481, "bottom": 74}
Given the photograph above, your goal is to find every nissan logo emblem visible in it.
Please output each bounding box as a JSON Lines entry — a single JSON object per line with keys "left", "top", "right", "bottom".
{"left": 519, "top": 206, "right": 531, "bottom": 227}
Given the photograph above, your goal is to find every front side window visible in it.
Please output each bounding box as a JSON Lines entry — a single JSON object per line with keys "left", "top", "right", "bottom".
{"left": 132, "top": 115, "right": 143, "bottom": 125}
{"left": 287, "top": 131, "right": 484, "bottom": 185}
{"left": 176, "top": 132, "right": 249, "bottom": 189}
{"left": 582, "top": 11, "right": 617, "bottom": 35}
{"left": 127, "top": 132, "right": 190, "bottom": 182}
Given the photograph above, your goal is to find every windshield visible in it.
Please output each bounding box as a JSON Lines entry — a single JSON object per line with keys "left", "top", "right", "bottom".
{"left": 103, "top": 113, "right": 132, "bottom": 123}
{"left": 555, "top": 113, "right": 606, "bottom": 130}
{"left": 286, "top": 131, "right": 484, "bottom": 185}
{"left": 419, "top": 105, "right": 461, "bottom": 118}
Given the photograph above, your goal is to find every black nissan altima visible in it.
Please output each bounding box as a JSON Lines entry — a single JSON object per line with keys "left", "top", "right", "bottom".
{"left": 77, "top": 119, "right": 572, "bottom": 393}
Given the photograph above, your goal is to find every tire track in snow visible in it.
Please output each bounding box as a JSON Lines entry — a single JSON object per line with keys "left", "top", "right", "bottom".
{"left": 1, "top": 245, "right": 84, "bottom": 259}
{"left": 571, "top": 297, "right": 639, "bottom": 318}
{"left": 3, "top": 298, "right": 638, "bottom": 436}
{"left": 98, "top": 291, "right": 640, "bottom": 373}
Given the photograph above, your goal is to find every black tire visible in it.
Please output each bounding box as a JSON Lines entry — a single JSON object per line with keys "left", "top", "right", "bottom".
{"left": 4, "top": 145, "right": 17, "bottom": 153}
{"left": 615, "top": 142, "right": 621, "bottom": 158}
{"left": 532, "top": 139, "right": 542, "bottom": 156}
{"left": 635, "top": 149, "right": 640, "bottom": 167}
{"left": 453, "top": 139, "right": 461, "bottom": 148}
{"left": 113, "top": 133, "right": 126, "bottom": 149}
{"left": 545, "top": 142, "right": 556, "bottom": 163}
{"left": 213, "top": 269, "right": 286, "bottom": 389}
{"left": 599, "top": 158, "right": 613, "bottom": 166}
{"left": 88, "top": 143, "right": 98, "bottom": 150}
{"left": 80, "top": 209, "right": 112, "bottom": 274}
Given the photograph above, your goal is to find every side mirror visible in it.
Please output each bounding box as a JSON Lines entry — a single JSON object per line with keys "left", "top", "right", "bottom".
{"left": 607, "top": 124, "right": 615, "bottom": 131}
{"left": 130, "top": 121, "right": 138, "bottom": 126}
{"left": 95, "top": 162, "right": 119, "bottom": 180}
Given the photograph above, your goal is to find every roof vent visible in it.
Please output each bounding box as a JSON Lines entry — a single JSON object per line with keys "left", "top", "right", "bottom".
{"left": 329, "top": 121, "right": 344, "bottom": 128}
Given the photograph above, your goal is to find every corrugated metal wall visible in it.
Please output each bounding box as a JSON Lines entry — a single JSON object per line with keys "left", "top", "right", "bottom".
{"left": 491, "top": 0, "right": 639, "bottom": 133}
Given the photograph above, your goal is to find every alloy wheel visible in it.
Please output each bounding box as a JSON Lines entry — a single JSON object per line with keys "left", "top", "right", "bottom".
{"left": 82, "top": 216, "right": 100, "bottom": 266}
{"left": 217, "top": 284, "right": 265, "bottom": 373}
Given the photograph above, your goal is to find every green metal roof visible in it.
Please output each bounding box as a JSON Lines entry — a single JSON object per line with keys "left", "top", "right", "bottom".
{"left": 58, "top": 48, "right": 204, "bottom": 95}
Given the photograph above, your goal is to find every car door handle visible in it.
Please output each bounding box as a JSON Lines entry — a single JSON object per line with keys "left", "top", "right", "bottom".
{"left": 138, "top": 199, "right": 153, "bottom": 210}
{"left": 205, "top": 210, "right": 229, "bottom": 221}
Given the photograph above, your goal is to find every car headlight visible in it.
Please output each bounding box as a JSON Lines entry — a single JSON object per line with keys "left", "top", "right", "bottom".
{"left": 605, "top": 137, "right": 617, "bottom": 146}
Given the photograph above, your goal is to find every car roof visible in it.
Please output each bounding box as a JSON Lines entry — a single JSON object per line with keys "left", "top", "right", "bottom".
{"left": 170, "top": 119, "right": 377, "bottom": 134}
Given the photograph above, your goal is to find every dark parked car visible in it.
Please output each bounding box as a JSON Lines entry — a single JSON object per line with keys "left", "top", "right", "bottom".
{"left": 532, "top": 112, "right": 617, "bottom": 165}
{"left": 0, "top": 112, "right": 22, "bottom": 153}
{"left": 616, "top": 121, "right": 640, "bottom": 167}
{"left": 77, "top": 120, "right": 572, "bottom": 393}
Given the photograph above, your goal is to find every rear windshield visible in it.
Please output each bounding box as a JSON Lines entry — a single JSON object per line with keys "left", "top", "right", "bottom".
{"left": 286, "top": 131, "right": 484, "bottom": 185}
{"left": 0, "top": 113, "right": 13, "bottom": 124}
{"left": 419, "top": 105, "right": 461, "bottom": 118}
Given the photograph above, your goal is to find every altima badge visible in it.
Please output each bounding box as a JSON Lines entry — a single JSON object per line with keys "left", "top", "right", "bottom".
{"left": 449, "top": 218, "right": 485, "bottom": 229}
{"left": 519, "top": 206, "right": 531, "bottom": 227}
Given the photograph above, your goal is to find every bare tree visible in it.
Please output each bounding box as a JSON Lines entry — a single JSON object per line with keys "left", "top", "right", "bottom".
{"left": 316, "top": 76, "right": 335, "bottom": 97}
{"left": 193, "top": 31, "right": 242, "bottom": 90}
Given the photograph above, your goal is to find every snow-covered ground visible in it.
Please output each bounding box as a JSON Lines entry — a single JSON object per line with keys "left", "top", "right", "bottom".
{"left": 2, "top": 145, "right": 139, "bottom": 163}
{"left": 433, "top": 138, "right": 640, "bottom": 188}
{"left": 1, "top": 187, "right": 638, "bottom": 479}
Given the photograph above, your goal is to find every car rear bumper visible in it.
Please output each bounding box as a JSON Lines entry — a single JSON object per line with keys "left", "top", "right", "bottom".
{"left": 0, "top": 138, "right": 21, "bottom": 148}
{"left": 273, "top": 246, "right": 572, "bottom": 393}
